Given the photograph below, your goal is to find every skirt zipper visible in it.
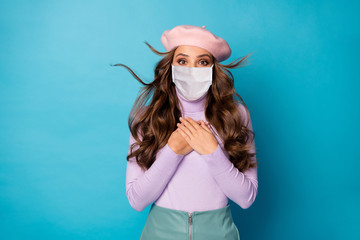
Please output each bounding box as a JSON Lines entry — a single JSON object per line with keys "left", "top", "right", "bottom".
{"left": 188, "top": 212, "right": 192, "bottom": 240}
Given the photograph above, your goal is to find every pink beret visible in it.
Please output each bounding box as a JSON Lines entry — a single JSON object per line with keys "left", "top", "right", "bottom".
{"left": 160, "top": 25, "right": 231, "bottom": 62}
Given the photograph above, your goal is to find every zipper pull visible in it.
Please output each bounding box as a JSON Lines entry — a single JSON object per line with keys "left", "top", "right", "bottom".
{"left": 188, "top": 212, "right": 192, "bottom": 240}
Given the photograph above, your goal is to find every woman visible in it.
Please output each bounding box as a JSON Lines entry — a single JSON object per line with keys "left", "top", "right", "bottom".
{"left": 113, "top": 25, "right": 258, "bottom": 240}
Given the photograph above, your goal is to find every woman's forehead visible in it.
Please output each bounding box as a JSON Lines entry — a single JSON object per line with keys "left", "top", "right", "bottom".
{"left": 175, "top": 45, "right": 212, "bottom": 57}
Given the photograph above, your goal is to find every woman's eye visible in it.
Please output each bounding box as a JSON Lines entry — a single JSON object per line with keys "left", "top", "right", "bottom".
{"left": 200, "top": 60, "right": 209, "bottom": 65}
{"left": 178, "top": 59, "right": 186, "bottom": 65}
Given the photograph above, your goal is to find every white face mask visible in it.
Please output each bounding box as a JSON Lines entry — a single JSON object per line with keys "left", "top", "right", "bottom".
{"left": 171, "top": 64, "right": 214, "bottom": 101}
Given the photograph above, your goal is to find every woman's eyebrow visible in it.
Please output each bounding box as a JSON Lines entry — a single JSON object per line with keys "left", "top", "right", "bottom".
{"left": 175, "top": 53, "right": 211, "bottom": 58}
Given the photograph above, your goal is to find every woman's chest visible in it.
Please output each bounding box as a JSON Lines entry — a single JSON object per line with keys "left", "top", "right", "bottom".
{"left": 182, "top": 112, "right": 224, "bottom": 147}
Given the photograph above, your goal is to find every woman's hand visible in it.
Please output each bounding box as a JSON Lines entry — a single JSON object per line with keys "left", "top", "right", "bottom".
{"left": 176, "top": 117, "right": 219, "bottom": 155}
{"left": 168, "top": 129, "right": 193, "bottom": 155}
{"left": 168, "top": 120, "right": 207, "bottom": 155}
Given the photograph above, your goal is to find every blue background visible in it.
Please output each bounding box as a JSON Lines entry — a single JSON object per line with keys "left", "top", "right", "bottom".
{"left": 1, "top": 0, "right": 359, "bottom": 239}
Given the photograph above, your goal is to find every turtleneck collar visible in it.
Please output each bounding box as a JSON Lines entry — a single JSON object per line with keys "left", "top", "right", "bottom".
{"left": 175, "top": 87, "right": 207, "bottom": 114}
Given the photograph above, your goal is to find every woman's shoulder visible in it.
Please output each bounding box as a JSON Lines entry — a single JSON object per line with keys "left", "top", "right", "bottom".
{"left": 235, "top": 102, "right": 247, "bottom": 117}
{"left": 235, "top": 102, "right": 252, "bottom": 127}
{"left": 235, "top": 102, "right": 246, "bottom": 113}
{"left": 133, "top": 105, "right": 149, "bottom": 121}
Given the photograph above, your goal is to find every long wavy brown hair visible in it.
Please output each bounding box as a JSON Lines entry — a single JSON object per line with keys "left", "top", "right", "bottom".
{"left": 112, "top": 42, "right": 258, "bottom": 172}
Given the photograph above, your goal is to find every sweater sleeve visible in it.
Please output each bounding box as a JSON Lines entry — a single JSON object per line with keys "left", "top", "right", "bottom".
{"left": 200, "top": 103, "right": 258, "bottom": 209}
{"left": 125, "top": 132, "right": 185, "bottom": 212}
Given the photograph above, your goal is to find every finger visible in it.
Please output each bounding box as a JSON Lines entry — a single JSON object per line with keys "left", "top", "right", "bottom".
{"left": 204, "top": 121, "right": 212, "bottom": 129}
{"left": 179, "top": 117, "right": 198, "bottom": 134}
{"left": 177, "top": 122, "right": 193, "bottom": 139}
{"left": 185, "top": 117, "right": 202, "bottom": 130}
{"left": 200, "top": 120, "right": 211, "bottom": 129}
{"left": 200, "top": 121, "right": 212, "bottom": 133}
{"left": 177, "top": 126, "right": 191, "bottom": 140}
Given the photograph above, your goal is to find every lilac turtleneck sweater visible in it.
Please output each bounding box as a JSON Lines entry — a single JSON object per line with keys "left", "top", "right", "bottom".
{"left": 125, "top": 87, "right": 258, "bottom": 213}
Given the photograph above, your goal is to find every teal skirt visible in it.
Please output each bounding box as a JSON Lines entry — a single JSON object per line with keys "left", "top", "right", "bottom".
{"left": 140, "top": 203, "right": 240, "bottom": 240}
